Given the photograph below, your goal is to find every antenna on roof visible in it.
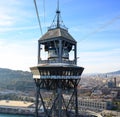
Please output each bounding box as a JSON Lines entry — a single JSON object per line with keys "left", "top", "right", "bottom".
{"left": 57, "top": 0, "right": 59, "bottom": 11}
{"left": 56, "top": 0, "right": 60, "bottom": 28}
{"left": 48, "top": 0, "right": 68, "bottom": 30}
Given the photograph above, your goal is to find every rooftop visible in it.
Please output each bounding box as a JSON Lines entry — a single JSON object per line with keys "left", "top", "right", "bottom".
{"left": 0, "top": 100, "right": 33, "bottom": 108}
{"left": 39, "top": 28, "right": 76, "bottom": 43}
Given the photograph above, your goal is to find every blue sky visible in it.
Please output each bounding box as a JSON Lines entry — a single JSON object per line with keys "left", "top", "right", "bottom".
{"left": 0, "top": 0, "right": 120, "bottom": 73}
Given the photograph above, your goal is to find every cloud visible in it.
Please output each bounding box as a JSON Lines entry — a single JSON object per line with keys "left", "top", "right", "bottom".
{"left": 0, "top": 0, "right": 22, "bottom": 26}
{"left": 0, "top": 26, "right": 39, "bottom": 33}
{"left": 0, "top": 0, "right": 120, "bottom": 74}
{"left": 0, "top": 39, "right": 37, "bottom": 71}
{"left": 0, "top": 13, "right": 14, "bottom": 26}
{"left": 78, "top": 48, "right": 120, "bottom": 73}
{"left": 0, "top": 0, "right": 46, "bottom": 33}
{"left": 70, "top": 14, "right": 120, "bottom": 41}
{"left": 82, "top": 63, "right": 119, "bottom": 74}
{"left": 0, "top": 0, "right": 36, "bottom": 27}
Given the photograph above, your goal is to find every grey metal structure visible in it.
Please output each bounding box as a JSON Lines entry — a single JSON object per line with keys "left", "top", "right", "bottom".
{"left": 30, "top": 3, "right": 84, "bottom": 117}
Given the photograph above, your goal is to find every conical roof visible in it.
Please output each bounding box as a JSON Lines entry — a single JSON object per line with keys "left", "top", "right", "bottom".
{"left": 39, "top": 28, "right": 76, "bottom": 43}
{"left": 39, "top": 2, "right": 76, "bottom": 43}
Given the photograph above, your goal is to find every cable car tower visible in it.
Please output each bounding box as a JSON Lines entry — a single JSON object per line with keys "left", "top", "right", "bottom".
{"left": 30, "top": 1, "right": 84, "bottom": 117}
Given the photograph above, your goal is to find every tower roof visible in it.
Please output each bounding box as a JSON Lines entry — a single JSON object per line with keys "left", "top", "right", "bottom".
{"left": 39, "top": 0, "right": 77, "bottom": 43}
{"left": 39, "top": 28, "right": 76, "bottom": 43}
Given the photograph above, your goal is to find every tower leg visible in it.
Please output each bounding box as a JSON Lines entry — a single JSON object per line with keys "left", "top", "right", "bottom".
{"left": 75, "top": 80, "right": 79, "bottom": 117}
{"left": 35, "top": 80, "right": 40, "bottom": 117}
{"left": 58, "top": 80, "right": 62, "bottom": 117}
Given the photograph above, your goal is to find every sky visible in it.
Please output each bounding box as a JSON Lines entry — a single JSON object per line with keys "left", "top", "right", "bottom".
{"left": 0, "top": 0, "right": 120, "bottom": 73}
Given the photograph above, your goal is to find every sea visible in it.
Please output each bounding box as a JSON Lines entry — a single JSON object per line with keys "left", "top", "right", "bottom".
{"left": 0, "top": 114, "right": 33, "bottom": 117}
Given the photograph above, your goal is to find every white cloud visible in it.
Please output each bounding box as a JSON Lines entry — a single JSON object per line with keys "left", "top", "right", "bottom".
{"left": 0, "top": 0, "right": 120, "bottom": 74}
{"left": 82, "top": 63, "right": 119, "bottom": 74}
{"left": 0, "top": 39, "right": 37, "bottom": 71}
{"left": 0, "top": 14, "right": 14, "bottom": 26}
{"left": 0, "top": 0, "right": 21, "bottom": 27}
{"left": 0, "top": 25, "right": 39, "bottom": 33}
{"left": 70, "top": 15, "right": 120, "bottom": 40}
{"left": 78, "top": 48, "right": 120, "bottom": 73}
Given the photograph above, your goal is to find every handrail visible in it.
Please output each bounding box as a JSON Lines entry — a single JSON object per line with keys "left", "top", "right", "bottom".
{"left": 38, "top": 59, "right": 75, "bottom": 65}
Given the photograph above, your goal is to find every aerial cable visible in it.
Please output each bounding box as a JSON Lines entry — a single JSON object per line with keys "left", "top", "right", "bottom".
{"left": 79, "top": 15, "right": 120, "bottom": 43}
{"left": 43, "top": 0, "right": 46, "bottom": 31}
{"left": 33, "top": 0, "right": 43, "bottom": 35}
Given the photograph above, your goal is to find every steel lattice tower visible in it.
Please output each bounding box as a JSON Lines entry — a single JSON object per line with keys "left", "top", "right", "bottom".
{"left": 30, "top": 2, "right": 84, "bottom": 117}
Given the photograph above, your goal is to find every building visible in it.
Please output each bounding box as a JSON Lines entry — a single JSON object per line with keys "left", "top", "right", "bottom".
{"left": 64, "top": 96, "right": 113, "bottom": 112}
{"left": 30, "top": 1, "right": 84, "bottom": 117}
{"left": 0, "top": 100, "right": 34, "bottom": 115}
{"left": 78, "top": 98, "right": 112, "bottom": 111}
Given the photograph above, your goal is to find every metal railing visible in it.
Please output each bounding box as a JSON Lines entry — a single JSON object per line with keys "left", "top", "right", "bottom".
{"left": 38, "top": 59, "right": 75, "bottom": 65}
{"left": 48, "top": 24, "right": 68, "bottom": 31}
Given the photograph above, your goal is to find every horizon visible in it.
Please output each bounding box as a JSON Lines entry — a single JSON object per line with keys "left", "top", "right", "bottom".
{"left": 0, "top": 0, "right": 120, "bottom": 73}
{"left": 0, "top": 67, "right": 120, "bottom": 75}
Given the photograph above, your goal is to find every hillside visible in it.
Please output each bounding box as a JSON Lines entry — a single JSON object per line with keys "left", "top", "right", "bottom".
{"left": 0, "top": 68, "right": 120, "bottom": 91}
{"left": 0, "top": 68, "right": 32, "bottom": 79}
{"left": 107, "top": 70, "right": 120, "bottom": 75}
{"left": 0, "top": 68, "right": 34, "bottom": 91}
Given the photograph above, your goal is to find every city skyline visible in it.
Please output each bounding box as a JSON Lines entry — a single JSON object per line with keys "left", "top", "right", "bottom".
{"left": 0, "top": 0, "right": 120, "bottom": 73}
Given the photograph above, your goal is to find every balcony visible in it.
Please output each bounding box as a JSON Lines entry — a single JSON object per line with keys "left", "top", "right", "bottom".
{"left": 38, "top": 59, "right": 76, "bottom": 65}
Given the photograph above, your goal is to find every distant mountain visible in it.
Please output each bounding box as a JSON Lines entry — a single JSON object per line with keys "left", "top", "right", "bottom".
{"left": 82, "top": 70, "right": 120, "bottom": 78}
{"left": 0, "top": 68, "right": 32, "bottom": 79}
{"left": 0, "top": 68, "right": 120, "bottom": 91}
{"left": 107, "top": 70, "right": 120, "bottom": 75}
{"left": 0, "top": 68, "right": 34, "bottom": 91}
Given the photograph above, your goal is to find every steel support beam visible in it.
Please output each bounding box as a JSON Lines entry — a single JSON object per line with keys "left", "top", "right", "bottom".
{"left": 75, "top": 80, "right": 78, "bottom": 117}
{"left": 35, "top": 80, "right": 40, "bottom": 117}
{"left": 34, "top": 79, "right": 81, "bottom": 117}
{"left": 58, "top": 80, "right": 62, "bottom": 117}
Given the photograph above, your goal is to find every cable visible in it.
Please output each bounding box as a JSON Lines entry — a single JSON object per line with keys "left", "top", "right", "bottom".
{"left": 33, "top": 0, "right": 43, "bottom": 35}
{"left": 43, "top": 0, "right": 46, "bottom": 30}
{"left": 79, "top": 15, "right": 120, "bottom": 43}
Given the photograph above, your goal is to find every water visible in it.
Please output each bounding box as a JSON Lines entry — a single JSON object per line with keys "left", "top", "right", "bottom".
{"left": 0, "top": 114, "right": 33, "bottom": 117}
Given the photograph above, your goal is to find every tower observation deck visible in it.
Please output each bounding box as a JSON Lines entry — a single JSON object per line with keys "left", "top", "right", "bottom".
{"left": 30, "top": 1, "right": 84, "bottom": 117}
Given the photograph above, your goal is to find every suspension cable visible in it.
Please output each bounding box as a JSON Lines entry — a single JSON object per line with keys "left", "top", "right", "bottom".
{"left": 79, "top": 15, "right": 120, "bottom": 43}
{"left": 43, "top": 0, "right": 46, "bottom": 28}
{"left": 33, "top": 0, "right": 43, "bottom": 35}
